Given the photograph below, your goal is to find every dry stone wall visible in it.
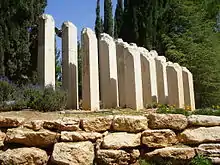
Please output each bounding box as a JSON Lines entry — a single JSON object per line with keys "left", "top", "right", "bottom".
{"left": 0, "top": 114, "right": 219, "bottom": 164}
{"left": 37, "top": 14, "right": 195, "bottom": 110}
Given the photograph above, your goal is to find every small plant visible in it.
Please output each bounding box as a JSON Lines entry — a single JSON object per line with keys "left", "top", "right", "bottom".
{"left": 190, "top": 155, "right": 212, "bottom": 165}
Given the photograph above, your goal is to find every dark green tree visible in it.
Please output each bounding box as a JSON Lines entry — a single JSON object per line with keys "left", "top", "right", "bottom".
{"left": 114, "top": 0, "right": 124, "bottom": 38}
{"left": 104, "top": 0, "right": 114, "bottom": 36}
{"left": 0, "top": 0, "right": 47, "bottom": 84}
{"left": 95, "top": 0, "right": 102, "bottom": 39}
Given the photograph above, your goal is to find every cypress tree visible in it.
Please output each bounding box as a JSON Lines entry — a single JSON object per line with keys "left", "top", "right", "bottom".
{"left": 95, "top": 0, "right": 102, "bottom": 39}
{"left": 114, "top": 0, "right": 124, "bottom": 38}
{"left": 0, "top": 0, "right": 47, "bottom": 84}
{"left": 104, "top": 0, "right": 114, "bottom": 36}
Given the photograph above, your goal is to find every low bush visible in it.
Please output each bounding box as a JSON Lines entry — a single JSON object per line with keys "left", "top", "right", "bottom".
{"left": 190, "top": 155, "right": 212, "bottom": 165}
{"left": 156, "top": 104, "right": 220, "bottom": 116}
{"left": 139, "top": 155, "right": 211, "bottom": 165}
{"left": 0, "top": 78, "right": 67, "bottom": 112}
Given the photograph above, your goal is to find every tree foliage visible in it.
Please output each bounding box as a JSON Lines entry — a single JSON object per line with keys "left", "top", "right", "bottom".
{"left": 0, "top": 0, "right": 47, "bottom": 84}
{"left": 119, "top": 0, "right": 220, "bottom": 107}
{"left": 114, "top": 0, "right": 123, "bottom": 38}
{"left": 104, "top": 0, "right": 114, "bottom": 36}
{"left": 95, "top": 0, "right": 103, "bottom": 39}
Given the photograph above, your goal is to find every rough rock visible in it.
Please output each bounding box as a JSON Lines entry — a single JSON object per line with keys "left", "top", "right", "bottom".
{"left": 0, "top": 147, "right": 48, "bottom": 165}
{"left": 145, "top": 146, "right": 195, "bottom": 160}
{"left": 43, "top": 117, "right": 80, "bottom": 131}
{"left": 51, "top": 141, "right": 94, "bottom": 165}
{"left": 179, "top": 126, "right": 220, "bottom": 144}
{"left": 148, "top": 113, "right": 188, "bottom": 130}
{"left": 142, "top": 129, "right": 178, "bottom": 148}
{"left": 112, "top": 115, "right": 148, "bottom": 133}
{"left": 0, "top": 116, "right": 25, "bottom": 128}
{"left": 102, "top": 132, "right": 141, "bottom": 149}
{"left": 0, "top": 131, "right": 6, "bottom": 147}
{"left": 197, "top": 143, "right": 220, "bottom": 157}
{"left": 188, "top": 115, "right": 220, "bottom": 126}
{"left": 5, "top": 128, "right": 60, "bottom": 148}
{"left": 96, "top": 149, "right": 140, "bottom": 165}
{"left": 82, "top": 116, "right": 113, "bottom": 132}
{"left": 24, "top": 120, "right": 44, "bottom": 131}
{"left": 61, "top": 131, "right": 102, "bottom": 142}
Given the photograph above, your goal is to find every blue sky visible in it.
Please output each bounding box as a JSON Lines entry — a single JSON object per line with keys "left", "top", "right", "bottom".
{"left": 45, "top": 0, "right": 117, "bottom": 40}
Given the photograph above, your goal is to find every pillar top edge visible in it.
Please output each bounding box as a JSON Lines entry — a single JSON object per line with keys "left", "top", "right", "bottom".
{"left": 81, "top": 28, "right": 95, "bottom": 35}
{"left": 62, "top": 21, "right": 76, "bottom": 28}
{"left": 100, "top": 33, "right": 114, "bottom": 42}
{"left": 39, "top": 14, "right": 54, "bottom": 21}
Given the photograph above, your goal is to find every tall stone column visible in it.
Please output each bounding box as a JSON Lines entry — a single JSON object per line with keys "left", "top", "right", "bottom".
{"left": 124, "top": 45, "right": 143, "bottom": 110}
{"left": 38, "top": 14, "right": 55, "bottom": 89}
{"left": 166, "top": 62, "right": 185, "bottom": 108}
{"left": 115, "top": 39, "right": 129, "bottom": 108}
{"left": 62, "top": 21, "right": 79, "bottom": 109}
{"left": 99, "top": 33, "right": 119, "bottom": 108}
{"left": 81, "top": 28, "right": 100, "bottom": 111}
{"left": 182, "top": 67, "right": 195, "bottom": 110}
{"left": 140, "top": 49, "right": 158, "bottom": 106}
{"left": 155, "top": 56, "right": 168, "bottom": 104}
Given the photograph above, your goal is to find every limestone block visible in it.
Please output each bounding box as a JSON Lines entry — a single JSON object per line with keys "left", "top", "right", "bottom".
{"left": 43, "top": 118, "right": 80, "bottom": 131}
{"left": 179, "top": 126, "right": 220, "bottom": 144}
{"left": 102, "top": 132, "right": 141, "bottom": 149}
{"left": 0, "top": 147, "right": 48, "bottom": 165}
{"left": 0, "top": 116, "right": 25, "bottom": 128}
{"left": 61, "top": 131, "right": 102, "bottom": 142}
{"left": 5, "top": 128, "right": 60, "bottom": 148}
{"left": 0, "top": 131, "right": 5, "bottom": 147}
{"left": 197, "top": 143, "right": 220, "bottom": 158}
{"left": 188, "top": 115, "right": 220, "bottom": 126}
{"left": 51, "top": 142, "right": 94, "bottom": 165}
{"left": 62, "top": 22, "right": 79, "bottom": 109}
{"left": 149, "top": 50, "right": 158, "bottom": 58}
{"left": 124, "top": 45, "right": 143, "bottom": 110}
{"left": 166, "top": 62, "right": 185, "bottom": 108}
{"left": 112, "top": 115, "right": 148, "bottom": 133}
{"left": 145, "top": 147, "right": 195, "bottom": 161}
{"left": 142, "top": 129, "right": 178, "bottom": 148}
{"left": 115, "top": 39, "right": 129, "bottom": 108}
{"left": 24, "top": 120, "right": 44, "bottom": 131}
{"left": 155, "top": 56, "right": 168, "bottom": 104}
{"left": 81, "top": 116, "right": 113, "bottom": 132}
{"left": 182, "top": 67, "right": 195, "bottom": 110}
{"left": 81, "top": 28, "right": 100, "bottom": 111}
{"left": 38, "top": 14, "right": 55, "bottom": 89}
{"left": 99, "top": 33, "right": 119, "bottom": 108}
{"left": 140, "top": 50, "right": 158, "bottom": 106}
{"left": 148, "top": 113, "right": 188, "bottom": 130}
{"left": 96, "top": 149, "right": 140, "bottom": 165}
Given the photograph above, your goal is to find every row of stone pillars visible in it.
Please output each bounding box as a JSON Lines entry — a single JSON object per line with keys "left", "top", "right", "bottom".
{"left": 38, "top": 14, "right": 195, "bottom": 111}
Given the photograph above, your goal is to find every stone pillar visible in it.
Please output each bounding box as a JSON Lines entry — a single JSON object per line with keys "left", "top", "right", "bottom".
{"left": 62, "top": 21, "right": 79, "bottom": 109}
{"left": 166, "top": 62, "right": 185, "bottom": 108}
{"left": 115, "top": 39, "right": 129, "bottom": 108}
{"left": 140, "top": 50, "right": 158, "bottom": 106}
{"left": 155, "top": 56, "right": 168, "bottom": 104}
{"left": 182, "top": 67, "right": 195, "bottom": 110}
{"left": 81, "top": 28, "right": 100, "bottom": 111}
{"left": 99, "top": 33, "right": 119, "bottom": 108}
{"left": 124, "top": 45, "right": 143, "bottom": 110}
{"left": 38, "top": 14, "right": 55, "bottom": 89}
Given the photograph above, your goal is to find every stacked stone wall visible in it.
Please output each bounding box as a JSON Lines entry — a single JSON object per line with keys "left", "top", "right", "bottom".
{"left": 0, "top": 114, "right": 219, "bottom": 164}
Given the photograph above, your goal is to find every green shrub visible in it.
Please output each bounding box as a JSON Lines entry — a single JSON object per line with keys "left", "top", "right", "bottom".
{"left": 190, "top": 155, "right": 212, "bottom": 165}
{"left": 24, "top": 85, "right": 67, "bottom": 112}
{"left": 0, "top": 80, "right": 16, "bottom": 103}
{"left": 156, "top": 104, "right": 191, "bottom": 116}
{"left": 0, "top": 80, "right": 67, "bottom": 112}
